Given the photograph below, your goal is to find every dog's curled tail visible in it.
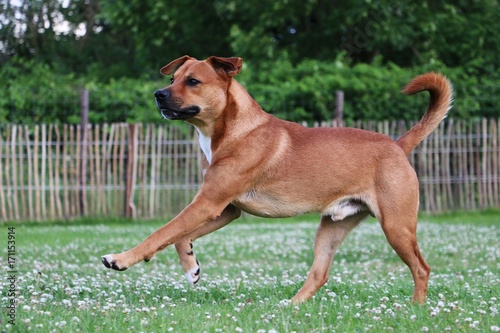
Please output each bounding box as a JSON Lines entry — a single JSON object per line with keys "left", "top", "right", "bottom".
{"left": 396, "top": 72, "right": 453, "bottom": 156}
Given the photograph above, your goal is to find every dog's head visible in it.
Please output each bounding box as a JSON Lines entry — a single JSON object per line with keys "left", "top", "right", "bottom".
{"left": 154, "top": 56, "right": 242, "bottom": 123}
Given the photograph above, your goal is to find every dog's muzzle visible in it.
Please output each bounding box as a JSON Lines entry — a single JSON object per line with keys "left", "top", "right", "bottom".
{"left": 154, "top": 89, "right": 200, "bottom": 120}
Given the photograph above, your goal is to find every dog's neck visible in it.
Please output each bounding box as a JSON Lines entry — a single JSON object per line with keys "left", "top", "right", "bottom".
{"left": 191, "top": 79, "right": 270, "bottom": 163}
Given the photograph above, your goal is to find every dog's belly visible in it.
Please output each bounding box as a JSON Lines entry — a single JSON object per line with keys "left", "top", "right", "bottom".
{"left": 233, "top": 189, "right": 315, "bottom": 218}
{"left": 233, "top": 189, "right": 372, "bottom": 220}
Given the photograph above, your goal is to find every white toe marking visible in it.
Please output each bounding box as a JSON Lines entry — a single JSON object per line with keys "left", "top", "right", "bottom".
{"left": 102, "top": 254, "right": 114, "bottom": 261}
{"left": 185, "top": 266, "right": 200, "bottom": 286}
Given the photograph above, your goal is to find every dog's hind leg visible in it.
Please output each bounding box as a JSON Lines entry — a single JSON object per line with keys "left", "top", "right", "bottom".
{"left": 291, "top": 212, "right": 368, "bottom": 304}
{"left": 379, "top": 209, "right": 430, "bottom": 303}
{"left": 376, "top": 169, "right": 431, "bottom": 303}
{"left": 175, "top": 204, "right": 241, "bottom": 285}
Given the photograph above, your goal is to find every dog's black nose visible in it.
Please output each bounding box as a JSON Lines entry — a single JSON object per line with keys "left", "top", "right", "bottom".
{"left": 154, "top": 89, "right": 170, "bottom": 100}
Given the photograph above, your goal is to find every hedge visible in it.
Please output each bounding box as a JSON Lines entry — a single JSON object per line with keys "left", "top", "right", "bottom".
{"left": 1, "top": 57, "right": 498, "bottom": 124}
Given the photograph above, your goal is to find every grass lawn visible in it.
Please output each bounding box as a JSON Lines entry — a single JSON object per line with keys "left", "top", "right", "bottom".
{"left": 1, "top": 211, "right": 499, "bottom": 332}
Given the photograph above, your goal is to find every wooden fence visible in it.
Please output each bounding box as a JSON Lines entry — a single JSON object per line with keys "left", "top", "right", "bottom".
{"left": 0, "top": 119, "right": 499, "bottom": 222}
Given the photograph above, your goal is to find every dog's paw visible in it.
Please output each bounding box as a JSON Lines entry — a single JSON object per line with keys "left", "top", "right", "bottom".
{"left": 101, "top": 254, "right": 128, "bottom": 271}
{"left": 185, "top": 260, "right": 201, "bottom": 285}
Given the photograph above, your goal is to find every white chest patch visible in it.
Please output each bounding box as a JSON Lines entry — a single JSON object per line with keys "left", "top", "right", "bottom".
{"left": 196, "top": 128, "right": 212, "bottom": 164}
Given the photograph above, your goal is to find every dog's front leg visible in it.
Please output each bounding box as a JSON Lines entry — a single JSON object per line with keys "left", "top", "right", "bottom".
{"left": 175, "top": 204, "right": 241, "bottom": 284}
{"left": 102, "top": 194, "right": 230, "bottom": 271}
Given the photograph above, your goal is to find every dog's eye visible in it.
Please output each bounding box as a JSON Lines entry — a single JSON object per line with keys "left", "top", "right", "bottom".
{"left": 186, "top": 78, "right": 201, "bottom": 87}
{"left": 170, "top": 77, "right": 174, "bottom": 84}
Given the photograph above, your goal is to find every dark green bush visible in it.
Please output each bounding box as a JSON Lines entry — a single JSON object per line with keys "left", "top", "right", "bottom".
{"left": 1, "top": 57, "right": 498, "bottom": 124}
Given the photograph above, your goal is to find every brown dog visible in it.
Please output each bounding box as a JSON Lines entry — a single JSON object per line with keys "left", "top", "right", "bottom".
{"left": 102, "top": 56, "right": 453, "bottom": 304}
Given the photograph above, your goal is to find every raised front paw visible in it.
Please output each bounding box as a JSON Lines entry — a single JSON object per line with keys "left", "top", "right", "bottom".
{"left": 101, "top": 254, "right": 129, "bottom": 271}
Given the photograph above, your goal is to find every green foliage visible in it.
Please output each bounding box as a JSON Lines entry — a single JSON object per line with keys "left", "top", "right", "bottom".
{"left": 239, "top": 56, "right": 499, "bottom": 122}
{"left": 1, "top": 56, "right": 498, "bottom": 124}
{"left": 0, "top": 58, "right": 163, "bottom": 124}
{"left": 1, "top": 1, "right": 499, "bottom": 123}
{"left": 2, "top": 0, "right": 499, "bottom": 79}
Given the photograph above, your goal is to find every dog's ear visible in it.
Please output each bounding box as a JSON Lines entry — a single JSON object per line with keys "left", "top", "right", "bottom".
{"left": 160, "top": 55, "right": 193, "bottom": 75}
{"left": 208, "top": 56, "right": 243, "bottom": 77}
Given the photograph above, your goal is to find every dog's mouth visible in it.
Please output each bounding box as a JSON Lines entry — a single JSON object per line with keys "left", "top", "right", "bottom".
{"left": 154, "top": 89, "right": 200, "bottom": 120}
{"left": 159, "top": 106, "right": 200, "bottom": 120}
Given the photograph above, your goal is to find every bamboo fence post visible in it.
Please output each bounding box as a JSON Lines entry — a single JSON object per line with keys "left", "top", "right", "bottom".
{"left": 167, "top": 125, "right": 174, "bottom": 215}
{"left": 190, "top": 127, "right": 197, "bottom": 200}
{"left": 24, "top": 125, "right": 35, "bottom": 220}
{"left": 184, "top": 130, "right": 191, "bottom": 205}
{"left": 446, "top": 122, "right": 452, "bottom": 210}
{"left": 433, "top": 126, "right": 441, "bottom": 212}
{"left": 461, "top": 121, "right": 471, "bottom": 209}
{"left": 93, "top": 124, "right": 102, "bottom": 214}
{"left": 118, "top": 124, "right": 127, "bottom": 214}
{"left": 0, "top": 126, "right": 7, "bottom": 221}
{"left": 102, "top": 123, "right": 113, "bottom": 215}
{"left": 69, "top": 125, "right": 76, "bottom": 217}
{"left": 136, "top": 124, "right": 143, "bottom": 217}
{"left": 100, "top": 124, "right": 108, "bottom": 215}
{"left": 475, "top": 121, "right": 483, "bottom": 208}
{"left": 4, "top": 126, "right": 12, "bottom": 220}
{"left": 492, "top": 119, "right": 499, "bottom": 206}
{"left": 79, "top": 89, "right": 89, "bottom": 217}
{"left": 111, "top": 124, "right": 119, "bottom": 212}
{"left": 54, "top": 125, "right": 63, "bottom": 220}
{"left": 87, "top": 125, "right": 96, "bottom": 215}
{"left": 40, "top": 124, "right": 47, "bottom": 219}
{"left": 125, "top": 124, "right": 138, "bottom": 218}
{"left": 10, "top": 126, "right": 20, "bottom": 220}
{"left": 155, "top": 126, "right": 164, "bottom": 216}
{"left": 138, "top": 124, "right": 147, "bottom": 218}
{"left": 33, "top": 125, "right": 41, "bottom": 220}
{"left": 482, "top": 118, "right": 493, "bottom": 207}
{"left": 468, "top": 122, "right": 477, "bottom": 209}
{"left": 17, "top": 126, "right": 26, "bottom": 220}
{"left": 62, "top": 125, "right": 69, "bottom": 218}
{"left": 334, "top": 90, "right": 344, "bottom": 124}
{"left": 148, "top": 125, "right": 157, "bottom": 217}
{"left": 47, "top": 124, "right": 55, "bottom": 219}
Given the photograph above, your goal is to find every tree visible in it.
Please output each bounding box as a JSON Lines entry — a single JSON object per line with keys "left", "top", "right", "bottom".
{"left": 99, "top": 0, "right": 233, "bottom": 76}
